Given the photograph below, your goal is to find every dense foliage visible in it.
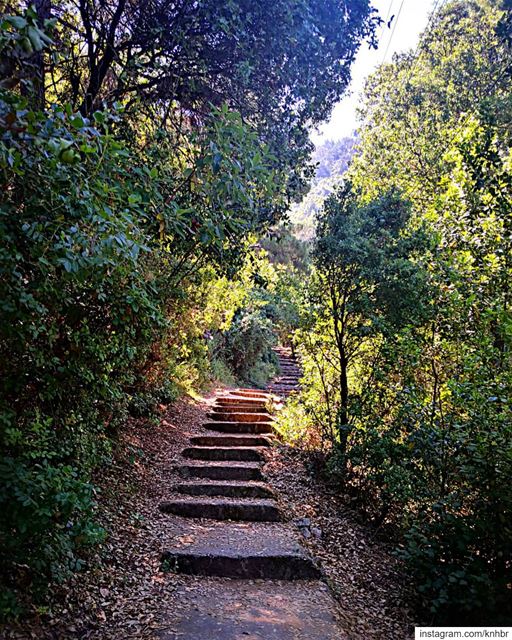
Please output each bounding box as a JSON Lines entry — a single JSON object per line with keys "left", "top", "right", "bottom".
{"left": 211, "top": 247, "right": 306, "bottom": 387}
{"left": 0, "top": 1, "right": 376, "bottom": 619}
{"left": 4, "top": 0, "right": 378, "bottom": 200}
{"left": 4, "top": 0, "right": 510, "bottom": 627}
{"left": 278, "top": 0, "right": 512, "bottom": 622}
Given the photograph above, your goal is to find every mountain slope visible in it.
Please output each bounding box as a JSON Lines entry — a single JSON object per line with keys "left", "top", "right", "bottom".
{"left": 290, "top": 136, "right": 358, "bottom": 237}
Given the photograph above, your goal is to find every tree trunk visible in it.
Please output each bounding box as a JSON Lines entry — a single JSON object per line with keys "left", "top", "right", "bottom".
{"left": 338, "top": 352, "right": 349, "bottom": 457}
{"left": 31, "top": 0, "right": 52, "bottom": 109}
{"left": 79, "top": 0, "right": 127, "bottom": 115}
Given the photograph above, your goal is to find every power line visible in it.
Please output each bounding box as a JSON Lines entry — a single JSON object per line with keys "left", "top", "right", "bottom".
{"left": 376, "top": 0, "right": 395, "bottom": 42}
{"left": 380, "top": 0, "right": 406, "bottom": 65}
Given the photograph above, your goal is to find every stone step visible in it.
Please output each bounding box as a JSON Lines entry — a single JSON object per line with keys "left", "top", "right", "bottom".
{"left": 270, "top": 392, "right": 296, "bottom": 398}
{"left": 190, "top": 434, "right": 272, "bottom": 447}
{"left": 182, "top": 446, "right": 265, "bottom": 462}
{"left": 212, "top": 404, "right": 269, "bottom": 413}
{"left": 271, "top": 391, "right": 298, "bottom": 396}
{"left": 216, "top": 397, "right": 267, "bottom": 407}
{"left": 208, "top": 412, "right": 273, "bottom": 423}
{"left": 160, "top": 580, "right": 346, "bottom": 640}
{"left": 210, "top": 404, "right": 271, "bottom": 412}
{"left": 204, "top": 421, "right": 274, "bottom": 434}
{"left": 269, "top": 390, "right": 298, "bottom": 394}
{"left": 178, "top": 462, "right": 264, "bottom": 481}
{"left": 160, "top": 498, "right": 280, "bottom": 522}
{"left": 175, "top": 481, "right": 274, "bottom": 499}
{"left": 231, "top": 388, "right": 270, "bottom": 398}
{"left": 269, "top": 385, "right": 299, "bottom": 390}
{"left": 269, "top": 390, "right": 298, "bottom": 395}
{"left": 161, "top": 521, "right": 320, "bottom": 580}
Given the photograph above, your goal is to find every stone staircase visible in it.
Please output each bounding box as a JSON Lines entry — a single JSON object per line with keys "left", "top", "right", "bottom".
{"left": 268, "top": 346, "right": 302, "bottom": 397}
{"left": 158, "top": 347, "right": 345, "bottom": 639}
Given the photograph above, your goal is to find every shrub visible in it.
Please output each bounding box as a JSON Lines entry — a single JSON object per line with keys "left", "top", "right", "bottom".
{"left": 0, "top": 12, "right": 285, "bottom": 617}
{"left": 0, "top": 456, "right": 104, "bottom": 614}
{"left": 219, "top": 310, "right": 278, "bottom": 387}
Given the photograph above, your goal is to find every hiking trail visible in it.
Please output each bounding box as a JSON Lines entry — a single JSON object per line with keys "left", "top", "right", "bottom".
{"left": 157, "top": 347, "right": 347, "bottom": 639}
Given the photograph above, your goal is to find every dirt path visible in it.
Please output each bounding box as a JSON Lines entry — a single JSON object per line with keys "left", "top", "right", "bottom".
{"left": 3, "top": 349, "right": 415, "bottom": 639}
{"left": 155, "top": 348, "right": 346, "bottom": 638}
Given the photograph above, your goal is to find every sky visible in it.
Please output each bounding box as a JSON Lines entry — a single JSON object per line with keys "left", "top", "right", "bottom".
{"left": 311, "top": 0, "right": 436, "bottom": 145}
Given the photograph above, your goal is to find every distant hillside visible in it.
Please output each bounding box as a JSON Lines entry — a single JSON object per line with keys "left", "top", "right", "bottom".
{"left": 290, "top": 136, "right": 358, "bottom": 237}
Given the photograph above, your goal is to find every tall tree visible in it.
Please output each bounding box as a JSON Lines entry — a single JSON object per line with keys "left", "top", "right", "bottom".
{"left": 311, "top": 184, "right": 428, "bottom": 465}
{"left": 40, "top": 0, "right": 378, "bottom": 197}
{"left": 351, "top": 0, "right": 511, "bottom": 207}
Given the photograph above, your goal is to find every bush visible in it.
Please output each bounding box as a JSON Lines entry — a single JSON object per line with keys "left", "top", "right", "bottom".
{"left": 128, "top": 381, "right": 180, "bottom": 418}
{"left": 0, "top": 95, "right": 160, "bottom": 615}
{"left": 292, "top": 144, "right": 512, "bottom": 619}
{"left": 217, "top": 310, "right": 278, "bottom": 387}
{"left": 209, "top": 358, "right": 238, "bottom": 387}
{"left": 0, "top": 456, "right": 104, "bottom": 614}
{"left": 0, "top": 12, "right": 285, "bottom": 617}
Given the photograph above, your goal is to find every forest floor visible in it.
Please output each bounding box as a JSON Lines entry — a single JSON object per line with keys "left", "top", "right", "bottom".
{"left": 3, "top": 390, "right": 416, "bottom": 640}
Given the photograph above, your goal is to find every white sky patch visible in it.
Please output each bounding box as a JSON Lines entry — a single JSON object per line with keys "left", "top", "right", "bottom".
{"left": 311, "top": 0, "right": 436, "bottom": 144}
